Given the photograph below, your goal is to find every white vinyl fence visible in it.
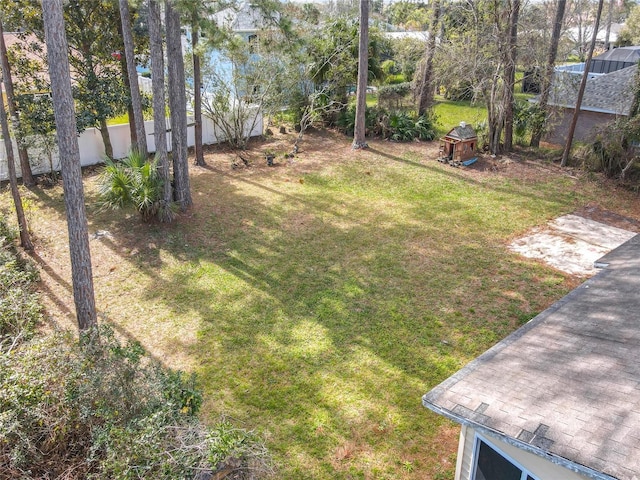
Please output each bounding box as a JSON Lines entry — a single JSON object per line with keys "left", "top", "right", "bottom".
{"left": 0, "top": 110, "right": 262, "bottom": 181}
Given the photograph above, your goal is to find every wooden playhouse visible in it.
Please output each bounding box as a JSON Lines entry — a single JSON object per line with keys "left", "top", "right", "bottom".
{"left": 438, "top": 122, "right": 477, "bottom": 166}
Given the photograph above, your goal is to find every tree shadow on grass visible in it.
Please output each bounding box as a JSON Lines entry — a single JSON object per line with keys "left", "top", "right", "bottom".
{"left": 21, "top": 139, "right": 576, "bottom": 479}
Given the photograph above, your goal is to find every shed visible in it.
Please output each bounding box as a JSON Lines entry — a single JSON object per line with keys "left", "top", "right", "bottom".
{"left": 439, "top": 122, "right": 477, "bottom": 164}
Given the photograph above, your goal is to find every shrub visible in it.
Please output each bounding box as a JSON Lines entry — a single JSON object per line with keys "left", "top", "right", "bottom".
{"left": 443, "top": 80, "right": 474, "bottom": 101}
{"left": 586, "top": 116, "right": 640, "bottom": 181}
{"left": 0, "top": 325, "right": 272, "bottom": 479}
{"left": 513, "top": 101, "right": 547, "bottom": 145}
{"left": 386, "top": 111, "right": 438, "bottom": 142}
{"left": 378, "top": 82, "right": 413, "bottom": 109}
{"left": 97, "top": 151, "right": 172, "bottom": 222}
{"left": 0, "top": 217, "right": 40, "bottom": 352}
{"left": 381, "top": 59, "right": 400, "bottom": 76}
{"left": 336, "top": 106, "right": 437, "bottom": 142}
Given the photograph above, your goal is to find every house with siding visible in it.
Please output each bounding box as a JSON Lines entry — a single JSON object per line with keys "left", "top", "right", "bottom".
{"left": 540, "top": 63, "right": 637, "bottom": 145}
{"left": 423, "top": 236, "right": 640, "bottom": 480}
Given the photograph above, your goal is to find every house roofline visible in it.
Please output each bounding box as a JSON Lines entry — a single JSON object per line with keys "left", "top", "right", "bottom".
{"left": 422, "top": 397, "right": 618, "bottom": 480}
{"left": 528, "top": 98, "right": 630, "bottom": 116}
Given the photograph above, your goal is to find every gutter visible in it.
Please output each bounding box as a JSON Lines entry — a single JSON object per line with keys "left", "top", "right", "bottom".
{"left": 422, "top": 397, "right": 619, "bottom": 480}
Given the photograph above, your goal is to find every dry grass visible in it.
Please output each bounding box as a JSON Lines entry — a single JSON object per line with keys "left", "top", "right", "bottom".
{"left": 4, "top": 128, "right": 640, "bottom": 479}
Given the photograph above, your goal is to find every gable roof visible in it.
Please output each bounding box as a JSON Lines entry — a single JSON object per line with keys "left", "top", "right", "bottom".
{"left": 545, "top": 64, "right": 637, "bottom": 115}
{"left": 423, "top": 235, "right": 640, "bottom": 480}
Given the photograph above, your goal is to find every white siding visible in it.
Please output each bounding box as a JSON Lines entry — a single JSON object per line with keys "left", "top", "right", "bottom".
{"left": 457, "top": 425, "right": 475, "bottom": 480}
{"left": 458, "top": 428, "right": 593, "bottom": 480}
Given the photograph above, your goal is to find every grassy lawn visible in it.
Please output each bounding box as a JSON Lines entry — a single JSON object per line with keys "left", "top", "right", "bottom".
{"left": 107, "top": 113, "right": 129, "bottom": 126}
{"left": 432, "top": 97, "right": 488, "bottom": 136}
{"left": 6, "top": 131, "right": 639, "bottom": 479}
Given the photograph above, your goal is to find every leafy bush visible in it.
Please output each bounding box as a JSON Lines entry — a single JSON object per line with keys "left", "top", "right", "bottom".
{"left": 0, "top": 325, "right": 272, "bottom": 479}
{"left": 443, "top": 80, "right": 474, "bottom": 101}
{"left": 337, "top": 105, "right": 437, "bottom": 142}
{"left": 513, "top": 101, "right": 547, "bottom": 145}
{"left": 586, "top": 116, "right": 640, "bottom": 181}
{"left": 378, "top": 82, "right": 413, "bottom": 108}
{"left": 97, "top": 151, "right": 171, "bottom": 222}
{"left": 381, "top": 59, "right": 400, "bottom": 76}
{"left": 0, "top": 217, "right": 40, "bottom": 352}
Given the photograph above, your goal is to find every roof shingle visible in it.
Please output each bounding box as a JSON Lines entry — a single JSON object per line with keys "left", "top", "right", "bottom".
{"left": 423, "top": 236, "right": 640, "bottom": 480}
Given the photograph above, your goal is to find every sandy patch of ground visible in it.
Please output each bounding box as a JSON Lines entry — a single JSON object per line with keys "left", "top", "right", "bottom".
{"left": 509, "top": 214, "right": 637, "bottom": 276}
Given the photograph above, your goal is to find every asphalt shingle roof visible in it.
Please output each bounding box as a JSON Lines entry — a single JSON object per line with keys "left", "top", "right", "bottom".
{"left": 423, "top": 236, "right": 640, "bottom": 480}
{"left": 446, "top": 124, "right": 476, "bottom": 140}
{"left": 547, "top": 64, "right": 637, "bottom": 115}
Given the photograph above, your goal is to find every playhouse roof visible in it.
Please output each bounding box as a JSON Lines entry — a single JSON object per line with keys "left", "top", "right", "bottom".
{"left": 423, "top": 236, "right": 640, "bottom": 480}
{"left": 445, "top": 124, "right": 476, "bottom": 141}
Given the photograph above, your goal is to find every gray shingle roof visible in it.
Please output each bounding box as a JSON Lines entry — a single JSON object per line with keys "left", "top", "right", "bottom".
{"left": 546, "top": 64, "right": 637, "bottom": 115}
{"left": 446, "top": 124, "right": 476, "bottom": 140}
{"left": 423, "top": 235, "right": 640, "bottom": 480}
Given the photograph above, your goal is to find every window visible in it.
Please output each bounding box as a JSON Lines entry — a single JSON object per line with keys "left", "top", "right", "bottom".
{"left": 248, "top": 34, "right": 258, "bottom": 54}
{"left": 472, "top": 436, "right": 538, "bottom": 480}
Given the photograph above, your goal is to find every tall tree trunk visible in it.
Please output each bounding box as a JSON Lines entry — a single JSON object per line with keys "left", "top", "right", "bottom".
{"left": 0, "top": 81, "right": 32, "bottom": 250}
{"left": 149, "top": 0, "right": 173, "bottom": 222}
{"left": 530, "top": 0, "right": 566, "bottom": 147}
{"left": 116, "top": 10, "right": 137, "bottom": 149}
{"left": 503, "top": 0, "right": 520, "bottom": 152}
{"left": 192, "top": 23, "right": 205, "bottom": 166}
{"left": 353, "top": 0, "right": 369, "bottom": 149}
{"left": 417, "top": 0, "right": 441, "bottom": 116}
{"left": 166, "top": 0, "right": 192, "bottom": 210}
{"left": 99, "top": 118, "right": 114, "bottom": 159}
{"left": 119, "top": 0, "right": 147, "bottom": 157}
{"left": 604, "top": 0, "right": 613, "bottom": 50}
{"left": 0, "top": 17, "right": 35, "bottom": 187}
{"left": 120, "top": 54, "right": 138, "bottom": 148}
{"left": 487, "top": 62, "right": 505, "bottom": 155}
{"left": 42, "top": 0, "right": 97, "bottom": 331}
{"left": 561, "top": 0, "right": 604, "bottom": 167}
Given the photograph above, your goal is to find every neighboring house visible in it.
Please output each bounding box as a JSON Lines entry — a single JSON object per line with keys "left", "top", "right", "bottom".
{"left": 536, "top": 62, "right": 637, "bottom": 145}
{"left": 556, "top": 46, "right": 640, "bottom": 77}
{"left": 423, "top": 236, "right": 640, "bottom": 480}
{"left": 565, "top": 23, "right": 623, "bottom": 53}
{"left": 209, "top": 1, "right": 276, "bottom": 42}
{"left": 183, "top": 2, "right": 274, "bottom": 95}
{"left": 383, "top": 31, "right": 429, "bottom": 41}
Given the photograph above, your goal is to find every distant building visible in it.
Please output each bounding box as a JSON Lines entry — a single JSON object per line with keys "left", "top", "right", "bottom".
{"left": 533, "top": 49, "right": 640, "bottom": 145}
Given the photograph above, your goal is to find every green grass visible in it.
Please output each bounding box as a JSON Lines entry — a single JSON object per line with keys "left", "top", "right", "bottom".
{"left": 8, "top": 132, "right": 633, "bottom": 479}
{"left": 432, "top": 97, "right": 487, "bottom": 135}
{"left": 107, "top": 113, "right": 129, "bottom": 126}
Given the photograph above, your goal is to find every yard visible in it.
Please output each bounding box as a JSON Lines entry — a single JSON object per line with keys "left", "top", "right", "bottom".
{"left": 6, "top": 129, "right": 640, "bottom": 479}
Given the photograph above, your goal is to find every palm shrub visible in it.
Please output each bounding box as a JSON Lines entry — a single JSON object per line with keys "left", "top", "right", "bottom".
{"left": 384, "top": 111, "right": 437, "bottom": 142}
{"left": 337, "top": 106, "right": 436, "bottom": 142}
{"left": 387, "top": 111, "right": 417, "bottom": 141}
{"left": 414, "top": 113, "right": 438, "bottom": 141}
{"left": 97, "top": 151, "right": 169, "bottom": 222}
